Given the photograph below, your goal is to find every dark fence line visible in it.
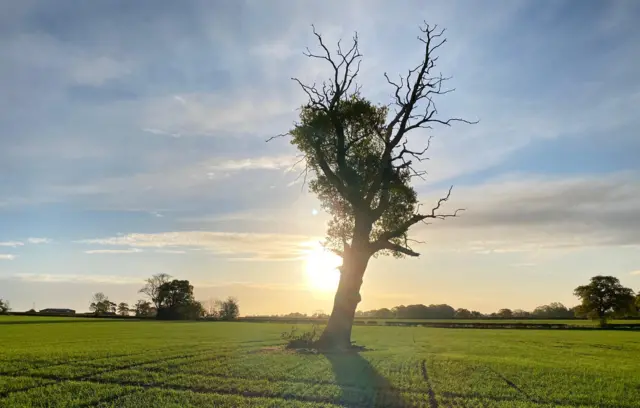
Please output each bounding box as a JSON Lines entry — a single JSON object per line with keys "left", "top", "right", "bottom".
{"left": 380, "top": 321, "right": 640, "bottom": 330}
{"left": 6, "top": 313, "right": 640, "bottom": 330}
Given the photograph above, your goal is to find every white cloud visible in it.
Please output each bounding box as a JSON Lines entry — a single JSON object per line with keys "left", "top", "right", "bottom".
{"left": 630, "top": 270, "right": 640, "bottom": 276}
{"left": 70, "top": 56, "right": 132, "bottom": 86}
{"left": 141, "top": 90, "right": 297, "bottom": 137}
{"left": 0, "top": 254, "right": 16, "bottom": 260}
{"left": 0, "top": 241, "right": 23, "bottom": 247}
{"left": 27, "top": 237, "right": 51, "bottom": 244}
{"left": 84, "top": 248, "right": 143, "bottom": 254}
{"left": 416, "top": 172, "right": 640, "bottom": 253}
{"left": 141, "top": 128, "right": 182, "bottom": 138}
{"left": 208, "top": 156, "right": 300, "bottom": 172}
{"left": 10, "top": 273, "right": 143, "bottom": 285}
{"left": 77, "top": 231, "right": 320, "bottom": 260}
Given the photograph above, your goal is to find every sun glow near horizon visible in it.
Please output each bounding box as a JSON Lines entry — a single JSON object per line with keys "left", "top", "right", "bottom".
{"left": 304, "top": 242, "right": 341, "bottom": 292}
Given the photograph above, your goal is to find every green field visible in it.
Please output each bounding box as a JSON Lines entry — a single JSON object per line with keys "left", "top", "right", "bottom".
{"left": 0, "top": 316, "right": 639, "bottom": 407}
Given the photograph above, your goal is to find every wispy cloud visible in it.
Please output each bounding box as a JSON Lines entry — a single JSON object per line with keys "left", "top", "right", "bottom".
{"left": 77, "top": 231, "right": 319, "bottom": 260}
{"left": 27, "top": 237, "right": 51, "bottom": 244}
{"left": 154, "top": 249, "right": 186, "bottom": 254}
{"left": 70, "top": 56, "right": 132, "bottom": 86}
{"left": 84, "top": 248, "right": 143, "bottom": 254}
{"left": 10, "top": 273, "right": 143, "bottom": 285}
{"left": 0, "top": 241, "right": 24, "bottom": 247}
{"left": 630, "top": 270, "right": 640, "bottom": 276}
{"left": 416, "top": 172, "right": 640, "bottom": 253}
{"left": 0, "top": 254, "right": 16, "bottom": 260}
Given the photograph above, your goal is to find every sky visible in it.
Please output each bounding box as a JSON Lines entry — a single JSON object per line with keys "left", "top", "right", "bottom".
{"left": 1, "top": 0, "right": 639, "bottom": 315}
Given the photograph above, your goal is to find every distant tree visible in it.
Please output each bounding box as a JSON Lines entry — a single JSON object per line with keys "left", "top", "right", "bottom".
{"left": 532, "top": 302, "right": 573, "bottom": 319}
{"left": 156, "top": 279, "right": 202, "bottom": 320}
{"left": 393, "top": 304, "right": 455, "bottom": 319}
{"left": 373, "top": 308, "right": 394, "bottom": 319}
{"left": 0, "top": 299, "right": 10, "bottom": 314}
{"left": 201, "top": 298, "right": 219, "bottom": 318}
{"left": 117, "top": 302, "right": 130, "bottom": 316}
{"left": 454, "top": 308, "right": 472, "bottom": 319}
{"left": 428, "top": 304, "right": 456, "bottom": 319}
{"left": 284, "top": 312, "right": 308, "bottom": 318}
{"left": 312, "top": 311, "right": 329, "bottom": 319}
{"left": 133, "top": 300, "right": 153, "bottom": 317}
{"left": 570, "top": 305, "right": 582, "bottom": 318}
{"left": 497, "top": 308, "right": 513, "bottom": 319}
{"left": 574, "top": 276, "right": 636, "bottom": 327}
{"left": 470, "top": 311, "right": 483, "bottom": 318}
{"left": 89, "top": 292, "right": 114, "bottom": 315}
{"left": 139, "top": 273, "right": 173, "bottom": 309}
{"left": 216, "top": 297, "right": 240, "bottom": 321}
{"left": 512, "top": 309, "right": 530, "bottom": 318}
{"left": 26, "top": 308, "right": 37, "bottom": 314}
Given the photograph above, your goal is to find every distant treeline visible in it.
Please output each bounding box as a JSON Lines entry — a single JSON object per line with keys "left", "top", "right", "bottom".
{"left": 250, "top": 302, "right": 587, "bottom": 320}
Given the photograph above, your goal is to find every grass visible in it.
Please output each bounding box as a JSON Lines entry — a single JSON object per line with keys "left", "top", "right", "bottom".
{"left": 0, "top": 316, "right": 639, "bottom": 407}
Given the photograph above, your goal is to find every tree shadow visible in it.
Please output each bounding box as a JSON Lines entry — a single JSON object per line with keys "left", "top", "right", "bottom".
{"left": 323, "top": 350, "right": 410, "bottom": 407}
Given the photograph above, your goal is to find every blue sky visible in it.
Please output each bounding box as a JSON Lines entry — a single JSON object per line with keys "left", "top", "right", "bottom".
{"left": 1, "top": 0, "right": 639, "bottom": 315}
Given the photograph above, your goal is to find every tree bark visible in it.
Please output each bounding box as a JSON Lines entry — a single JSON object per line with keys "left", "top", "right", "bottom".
{"left": 318, "top": 243, "right": 370, "bottom": 350}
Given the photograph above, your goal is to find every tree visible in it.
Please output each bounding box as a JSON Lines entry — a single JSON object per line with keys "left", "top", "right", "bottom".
{"left": 201, "top": 298, "right": 219, "bottom": 318}
{"left": 89, "top": 292, "right": 114, "bottom": 315}
{"left": 512, "top": 309, "right": 531, "bottom": 318}
{"left": 455, "top": 308, "right": 472, "bottom": 319}
{"left": 156, "top": 279, "right": 202, "bottom": 320}
{"left": 139, "top": 273, "right": 172, "bottom": 309}
{"left": 0, "top": 299, "right": 10, "bottom": 314}
{"left": 574, "top": 276, "right": 636, "bottom": 326}
{"left": 216, "top": 297, "right": 240, "bottom": 321}
{"left": 133, "top": 299, "right": 154, "bottom": 317}
{"left": 117, "top": 302, "right": 130, "bottom": 317}
{"left": 497, "top": 308, "right": 513, "bottom": 319}
{"left": 373, "top": 308, "right": 394, "bottom": 319}
{"left": 532, "top": 302, "right": 573, "bottom": 319}
{"left": 271, "top": 23, "right": 472, "bottom": 349}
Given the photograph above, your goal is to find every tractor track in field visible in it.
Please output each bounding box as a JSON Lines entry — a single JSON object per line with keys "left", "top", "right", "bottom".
{"left": 0, "top": 375, "right": 413, "bottom": 408}
{"left": 0, "top": 348, "right": 220, "bottom": 399}
{"left": 1, "top": 370, "right": 634, "bottom": 408}
{"left": 0, "top": 344, "right": 197, "bottom": 377}
{"left": 481, "top": 365, "right": 542, "bottom": 404}
{"left": 420, "top": 359, "right": 438, "bottom": 408}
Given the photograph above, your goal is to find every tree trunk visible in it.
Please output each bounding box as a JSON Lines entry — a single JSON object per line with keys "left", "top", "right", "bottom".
{"left": 317, "top": 246, "right": 370, "bottom": 350}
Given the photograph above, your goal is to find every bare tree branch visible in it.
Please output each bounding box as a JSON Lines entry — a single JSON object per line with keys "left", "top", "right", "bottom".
{"left": 372, "top": 186, "right": 464, "bottom": 246}
{"left": 372, "top": 240, "right": 421, "bottom": 257}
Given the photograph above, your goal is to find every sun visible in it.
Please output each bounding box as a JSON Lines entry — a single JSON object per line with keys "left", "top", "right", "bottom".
{"left": 304, "top": 243, "right": 341, "bottom": 291}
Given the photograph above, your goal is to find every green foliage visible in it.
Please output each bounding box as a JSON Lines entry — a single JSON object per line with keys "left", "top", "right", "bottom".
{"left": 133, "top": 299, "right": 154, "bottom": 317}
{"left": 0, "top": 298, "right": 9, "bottom": 314}
{"left": 1, "top": 317, "right": 640, "bottom": 407}
{"left": 574, "top": 275, "right": 636, "bottom": 325}
{"left": 281, "top": 324, "right": 322, "bottom": 349}
{"left": 156, "top": 279, "right": 202, "bottom": 320}
{"left": 117, "top": 302, "right": 129, "bottom": 317}
{"left": 531, "top": 302, "right": 575, "bottom": 318}
{"left": 139, "top": 273, "right": 172, "bottom": 309}
{"left": 289, "top": 98, "right": 417, "bottom": 256}
{"left": 89, "top": 292, "right": 116, "bottom": 315}
{"left": 217, "top": 297, "right": 240, "bottom": 321}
